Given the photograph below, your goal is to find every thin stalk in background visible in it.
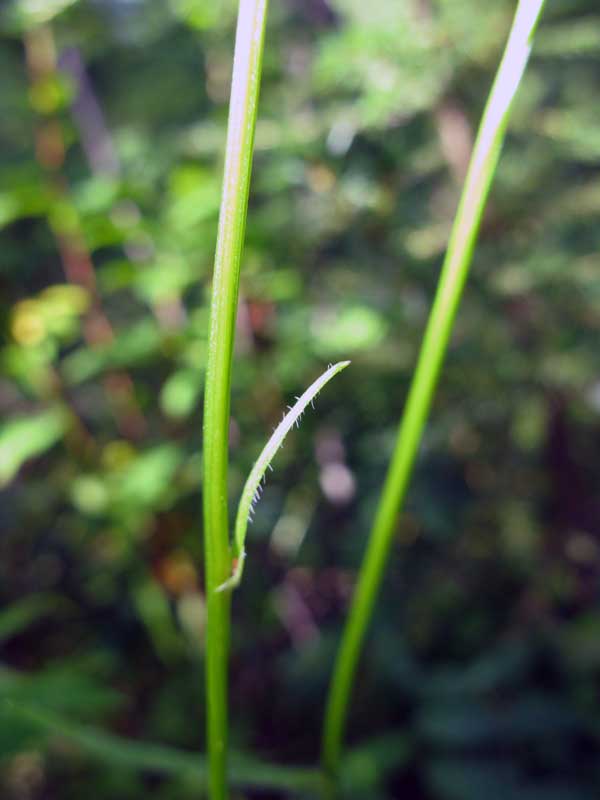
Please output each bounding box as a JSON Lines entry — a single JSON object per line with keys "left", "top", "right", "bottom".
{"left": 202, "top": 2, "right": 268, "bottom": 798}
{"left": 321, "top": 0, "right": 546, "bottom": 784}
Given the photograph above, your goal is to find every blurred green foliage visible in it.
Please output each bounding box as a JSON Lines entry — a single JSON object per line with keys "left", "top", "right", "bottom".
{"left": 1, "top": 0, "right": 600, "bottom": 797}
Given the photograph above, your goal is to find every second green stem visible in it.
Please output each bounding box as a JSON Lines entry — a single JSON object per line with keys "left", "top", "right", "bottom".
{"left": 321, "top": 0, "right": 547, "bottom": 784}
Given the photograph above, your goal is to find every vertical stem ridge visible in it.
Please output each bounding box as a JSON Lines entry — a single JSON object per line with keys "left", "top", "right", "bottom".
{"left": 321, "top": 0, "right": 546, "bottom": 783}
{"left": 202, "top": 2, "right": 268, "bottom": 798}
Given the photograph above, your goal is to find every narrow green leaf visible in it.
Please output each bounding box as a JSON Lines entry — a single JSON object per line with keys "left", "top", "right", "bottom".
{"left": 217, "top": 360, "right": 350, "bottom": 593}
{"left": 0, "top": 595, "right": 62, "bottom": 645}
{"left": 1, "top": 702, "right": 322, "bottom": 796}
{"left": 321, "top": 0, "right": 547, "bottom": 780}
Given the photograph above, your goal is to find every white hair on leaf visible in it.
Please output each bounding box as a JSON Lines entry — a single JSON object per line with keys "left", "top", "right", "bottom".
{"left": 216, "top": 360, "right": 350, "bottom": 593}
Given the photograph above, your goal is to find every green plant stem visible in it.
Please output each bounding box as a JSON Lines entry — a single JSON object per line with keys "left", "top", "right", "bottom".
{"left": 202, "top": 2, "right": 268, "bottom": 798}
{"left": 321, "top": 0, "right": 546, "bottom": 785}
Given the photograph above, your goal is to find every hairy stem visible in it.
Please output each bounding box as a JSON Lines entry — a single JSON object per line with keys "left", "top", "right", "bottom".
{"left": 321, "top": 0, "right": 546, "bottom": 784}
{"left": 202, "top": 2, "right": 268, "bottom": 798}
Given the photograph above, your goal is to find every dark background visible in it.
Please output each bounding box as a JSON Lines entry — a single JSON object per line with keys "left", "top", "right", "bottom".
{"left": 1, "top": 0, "right": 600, "bottom": 797}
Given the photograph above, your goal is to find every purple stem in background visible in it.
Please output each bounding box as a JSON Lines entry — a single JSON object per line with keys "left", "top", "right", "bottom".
{"left": 59, "top": 47, "right": 120, "bottom": 176}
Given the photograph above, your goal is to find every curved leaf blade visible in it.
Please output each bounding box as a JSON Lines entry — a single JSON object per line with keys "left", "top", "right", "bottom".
{"left": 217, "top": 360, "right": 350, "bottom": 592}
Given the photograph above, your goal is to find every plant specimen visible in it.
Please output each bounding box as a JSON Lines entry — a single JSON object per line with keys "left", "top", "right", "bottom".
{"left": 0, "top": 0, "right": 559, "bottom": 797}
{"left": 202, "top": 1, "right": 269, "bottom": 797}
{"left": 321, "top": 0, "right": 547, "bottom": 786}
{"left": 218, "top": 360, "right": 350, "bottom": 593}
{"left": 203, "top": 0, "right": 546, "bottom": 797}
